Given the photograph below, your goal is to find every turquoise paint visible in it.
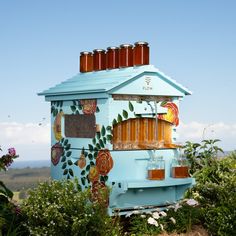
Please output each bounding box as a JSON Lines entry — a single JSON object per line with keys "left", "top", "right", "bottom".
{"left": 39, "top": 64, "right": 194, "bottom": 215}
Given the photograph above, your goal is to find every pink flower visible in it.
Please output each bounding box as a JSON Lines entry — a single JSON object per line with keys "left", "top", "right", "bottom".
{"left": 8, "top": 148, "right": 16, "bottom": 156}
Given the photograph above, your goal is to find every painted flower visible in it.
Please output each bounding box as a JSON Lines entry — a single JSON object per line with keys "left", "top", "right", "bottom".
{"left": 96, "top": 149, "right": 113, "bottom": 175}
{"left": 91, "top": 181, "right": 109, "bottom": 207}
{"left": 80, "top": 99, "right": 97, "bottom": 114}
{"left": 88, "top": 166, "right": 100, "bottom": 183}
{"left": 186, "top": 199, "right": 199, "bottom": 206}
{"left": 53, "top": 112, "right": 63, "bottom": 141}
{"left": 51, "top": 142, "right": 63, "bottom": 166}
{"left": 77, "top": 149, "right": 86, "bottom": 169}
{"left": 158, "top": 102, "right": 179, "bottom": 126}
{"left": 8, "top": 148, "right": 16, "bottom": 156}
{"left": 147, "top": 217, "right": 158, "bottom": 227}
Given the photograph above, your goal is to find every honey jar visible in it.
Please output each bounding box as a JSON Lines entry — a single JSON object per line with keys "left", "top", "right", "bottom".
{"left": 147, "top": 156, "right": 165, "bottom": 180}
{"left": 106, "top": 46, "right": 119, "bottom": 69}
{"left": 93, "top": 49, "right": 106, "bottom": 71}
{"left": 133, "top": 41, "right": 149, "bottom": 66}
{"left": 119, "top": 44, "right": 133, "bottom": 68}
{"left": 80, "top": 51, "right": 93, "bottom": 73}
{"left": 171, "top": 157, "right": 190, "bottom": 178}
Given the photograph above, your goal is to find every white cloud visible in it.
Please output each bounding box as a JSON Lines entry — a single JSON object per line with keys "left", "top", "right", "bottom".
{"left": 178, "top": 121, "right": 236, "bottom": 151}
{"left": 0, "top": 122, "right": 50, "bottom": 161}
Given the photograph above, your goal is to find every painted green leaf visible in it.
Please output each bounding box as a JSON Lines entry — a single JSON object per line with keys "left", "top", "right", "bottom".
{"left": 96, "top": 106, "right": 100, "bottom": 113}
{"left": 56, "top": 101, "right": 60, "bottom": 107}
{"left": 59, "top": 101, "right": 63, "bottom": 107}
{"left": 64, "top": 139, "right": 69, "bottom": 146}
{"left": 103, "top": 137, "right": 107, "bottom": 144}
{"left": 90, "top": 161, "right": 95, "bottom": 166}
{"left": 161, "top": 101, "right": 168, "bottom": 106}
{"left": 62, "top": 162, "right": 67, "bottom": 169}
{"left": 51, "top": 106, "right": 55, "bottom": 114}
{"left": 99, "top": 139, "right": 104, "bottom": 148}
{"left": 60, "top": 108, "right": 63, "bottom": 112}
{"left": 73, "top": 100, "right": 77, "bottom": 106}
{"left": 92, "top": 138, "right": 96, "bottom": 145}
{"left": 67, "top": 175, "right": 71, "bottom": 179}
{"left": 61, "top": 156, "right": 66, "bottom": 162}
{"left": 122, "top": 110, "right": 128, "bottom": 119}
{"left": 106, "top": 134, "right": 113, "bottom": 141}
{"left": 96, "top": 132, "right": 101, "bottom": 139}
{"left": 75, "top": 110, "right": 80, "bottom": 114}
{"left": 78, "top": 103, "right": 82, "bottom": 110}
{"left": 117, "top": 114, "right": 123, "bottom": 123}
{"left": 88, "top": 153, "right": 93, "bottom": 160}
{"left": 61, "top": 138, "right": 65, "bottom": 143}
{"left": 65, "top": 144, "right": 71, "bottom": 151}
{"left": 63, "top": 169, "right": 68, "bottom": 175}
{"left": 70, "top": 105, "right": 76, "bottom": 112}
{"left": 81, "top": 170, "right": 86, "bottom": 176}
{"left": 84, "top": 151, "right": 88, "bottom": 157}
{"left": 81, "top": 177, "right": 86, "bottom": 186}
{"left": 129, "top": 101, "right": 134, "bottom": 112}
{"left": 94, "top": 152, "right": 98, "bottom": 158}
{"left": 101, "top": 126, "right": 106, "bottom": 136}
{"left": 104, "top": 175, "right": 108, "bottom": 181}
{"left": 100, "top": 176, "right": 105, "bottom": 182}
{"left": 69, "top": 169, "right": 74, "bottom": 177}
{"left": 94, "top": 147, "right": 98, "bottom": 152}
{"left": 96, "top": 143, "right": 101, "bottom": 150}
{"left": 74, "top": 160, "right": 78, "bottom": 165}
{"left": 88, "top": 144, "right": 94, "bottom": 152}
{"left": 86, "top": 165, "right": 90, "bottom": 172}
{"left": 53, "top": 109, "right": 58, "bottom": 117}
{"left": 112, "top": 119, "right": 117, "bottom": 126}
{"left": 67, "top": 160, "right": 73, "bottom": 165}
{"left": 66, "top": 151, "right": 72, "bottom": 157}
{"left": 106, "top": 125, "right": 112, "bottom": 131}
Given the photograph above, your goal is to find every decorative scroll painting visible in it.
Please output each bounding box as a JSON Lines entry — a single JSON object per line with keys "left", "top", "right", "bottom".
{"left": 158, "top": 102, "right": 179, "bottom": 126}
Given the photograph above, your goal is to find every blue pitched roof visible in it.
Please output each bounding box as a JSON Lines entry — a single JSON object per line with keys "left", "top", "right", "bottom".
{"left": 38, "top": 65, "right": 191, "bottom": 98}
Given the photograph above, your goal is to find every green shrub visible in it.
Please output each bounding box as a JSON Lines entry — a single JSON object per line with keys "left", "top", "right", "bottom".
{"left": 22, "top": 179, "right": 122, "bottom": 236}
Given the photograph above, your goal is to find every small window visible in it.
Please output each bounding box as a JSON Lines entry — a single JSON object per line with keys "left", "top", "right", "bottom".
{"left": 64, "top": 114, "right": 96, "bottom": 138}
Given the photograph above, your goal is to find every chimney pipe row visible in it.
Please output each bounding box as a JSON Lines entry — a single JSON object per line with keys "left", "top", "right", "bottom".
{"left": 80, "top": 41, "right": 149, "bottom": 73}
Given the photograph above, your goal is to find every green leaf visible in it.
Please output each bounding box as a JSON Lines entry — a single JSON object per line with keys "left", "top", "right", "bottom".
{"left": 106, "top": 126, "right": 112, "bottom": 131}
{"left": 112, "top": 119, "right": 117, "bottom": 126}
{"left": 90, "top": 161, "right": 95, "bottom": 166}
{"left": 63, "top": 169, "right": 68, "bottom": 175}
{"left": 122, "top": 110, "right": 128, "bottom": 119}
{"left": 65, "top": 143, "right": 71, "bottom": 151}
{"left": 61, "top": 138, "right": 65, "bottom": 143}
{"left": 94, "top": 147, "right": 98, "bottom": 152}
{"left": 74, "top": 160, "right": 78, "bottom": 165}
{"left": 88, "top": 144, "right": 94, "bottom": 152}
{"left": 104, "top": 175, "right": 108, "bottom": 181}
{"left": 96, "top": 106, "right": 100, "bottom": 113}
{"left": 0, "top": 181, "right": 13, "bottom": 199}
{"left": 103, "top": 137, "right": 107, "bottom": 144}
{"left": 78, "top": 104, "right": 83, "bottom": 110}
{"left": 70, "top": 105, "right": 76, "bottom": 112}
{"left": 88, "top": 153, "right": 93, "bottom": 160}
{"left": 64, "top": 139, "right": 69, "bottom": 146}
{"left": 75, "top": 110, "right": 80, "bottom": 114}
{"left": 94, "top": 152, "right": 98, "bottom": 158}
{"left": 81, "top": 177, "right": 86, "bottom": 186}
{"left": 68, "top": 160, "right": 73, "bottom": 165}
{"left": 92, "top": 138, "right": 96, "bottom": 145}
{"left": 53, "top": 109, "right": 58, "bottom": 117}
{"left": 101, "top": 125, "right": 106, "bottom": 136}
{"left": 69, "top": 169, "right": 74, "bottom": 177}
{"left": 106, "top": 134, "right": 113, "bottom": 141}
{"left": 86, "top": 165, "right": 90, "bottom": 172}
{"left": 99, "top": 139, "right": 104, "bottom": 148}
{"left": 81, "top": 170, "right": 86, "bottom": 176}
{"left": 73, "top": 100, "right": 77, "bottom": 106}
{"left": 62, "top": 162, "right": 67, "bottom": 169}
{"left": 129, "top": 101, "right": 134, "bottom": 112}
{"left": 100, "top": 176, "right": 106, "bottom": 182}
{"left": 61, "top": 156, "right": 66, "bottom": 162}
{"left": 96, "top": 143, "right": 101, "bottom": 150}
{"left": 161, "top": 101, "right": 168, "bottom": 106}
{"left": 96, "top": 132, "right": 101, "bottom": 139}
{"left": 66, "top": 151, "right": 72, "bottom": 157}
{"left": 117, "top": 114, "right": 122, "bottom": 123}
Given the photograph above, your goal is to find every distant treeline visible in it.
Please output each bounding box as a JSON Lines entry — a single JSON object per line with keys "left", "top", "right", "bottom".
{"left": 0, "top": 167, "right": 50, "bottom": 191}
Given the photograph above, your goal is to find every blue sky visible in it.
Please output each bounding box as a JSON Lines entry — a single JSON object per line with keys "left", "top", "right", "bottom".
{"left": 0, "top": 0, "right": 235, "bottom": 161}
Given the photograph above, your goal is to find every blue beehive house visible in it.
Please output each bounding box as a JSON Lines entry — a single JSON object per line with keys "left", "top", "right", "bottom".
{"left": 39, "top": 42, "right": 195, "bottom": 215}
